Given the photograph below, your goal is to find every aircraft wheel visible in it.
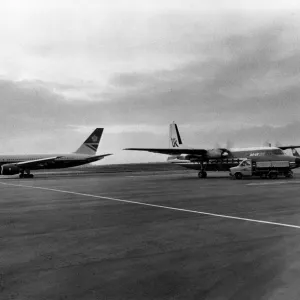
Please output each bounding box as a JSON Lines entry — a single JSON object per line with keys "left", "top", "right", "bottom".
{"left": 268, "top": 172, "right": 277, "bottom": 179}
{"left": 285, "top": 171, "right": 293, "bottom": 178}
{"left": 198, "top": 171, "right": 207, "bottom": 179}
{"left": 235, "top": 172, "right": 243, "bottom": 180}
{"left": 22, "top": 173, "right": 34, "bottom": 178}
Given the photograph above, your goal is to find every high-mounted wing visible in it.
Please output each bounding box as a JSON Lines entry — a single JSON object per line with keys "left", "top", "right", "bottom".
{"left": 15, "top": 156, "right": 61, "bottom": 169}
{"left": 278, "top": 146, "right": 300, "bottom": 157}
{"left": 278, "top": 146, "right": 300, "bottom": 150}
{"left": 124, "top": 148, "right": 208, "bottom": 155}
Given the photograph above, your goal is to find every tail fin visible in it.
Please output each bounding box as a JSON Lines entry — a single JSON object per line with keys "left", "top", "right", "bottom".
{"left": 169, "top": 122, "right": 183, "bottom": 148}
{"left": 74, "top": 128, "right": 104, "bottom": 155}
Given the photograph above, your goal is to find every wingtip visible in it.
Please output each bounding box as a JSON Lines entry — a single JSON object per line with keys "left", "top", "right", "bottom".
{"left": 103, "top": 153, "right": 113, "bottom": 157}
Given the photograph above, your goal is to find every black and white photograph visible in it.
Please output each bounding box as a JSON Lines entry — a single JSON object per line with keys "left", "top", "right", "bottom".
{"left": 1, "top": 0, "right": 300, "bottom": 299}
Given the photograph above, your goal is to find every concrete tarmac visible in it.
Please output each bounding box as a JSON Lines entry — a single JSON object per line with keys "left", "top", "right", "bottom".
{"left": 1, "top": 170, "right": 300, "bottom": 299}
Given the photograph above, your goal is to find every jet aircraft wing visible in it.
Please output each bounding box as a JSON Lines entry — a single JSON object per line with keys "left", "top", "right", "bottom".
{"left": 15, "top": 156, "right": 61, "bottom": 169}
{"left": 94, "top": 153, "right": 113, "bottom": 159}
{"left": 124, "top": 148, "right": 208, "bottom": 155}
{"left": 278, "top": 146, "right": 300, "bottom": 150}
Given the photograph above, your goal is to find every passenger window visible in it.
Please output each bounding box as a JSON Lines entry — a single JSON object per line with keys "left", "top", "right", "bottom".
{"left": 273, "top": 149, "right": 283, "bottom": 155}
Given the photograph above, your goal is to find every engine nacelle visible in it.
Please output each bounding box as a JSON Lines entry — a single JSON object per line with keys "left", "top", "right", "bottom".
{"left": 1, "top": 164, "right": 20, "bottom": 175}
{"left": 176, "top": 154, "right": 203, "bottom": 161}
{"left": 207, "top": 149, "right": 230, "bottom": 159}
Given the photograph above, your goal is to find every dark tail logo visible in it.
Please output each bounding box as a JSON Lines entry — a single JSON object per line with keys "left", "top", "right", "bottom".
{"left": 91, "top": 135, "right": 99, "bottom": 143}
{"left": 74, "top": 128, "right": 104, "bottom": 155}
{"left": 171, "top": 138, "right": 179, "bottom": 147}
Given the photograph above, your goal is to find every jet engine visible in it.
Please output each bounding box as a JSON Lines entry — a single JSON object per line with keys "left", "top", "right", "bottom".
{"left": 1, "top": 164, "right": 20, "bottom": 175}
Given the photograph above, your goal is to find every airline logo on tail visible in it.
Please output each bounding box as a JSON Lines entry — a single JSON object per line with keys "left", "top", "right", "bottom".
{"left": 169, "top": 122, "right": 183, "bottom": 148}
{"left": 91, "top": 135, "right": 99, "bottom": 142}
{"left": 171, "top": 138, "right": 179, "bottom": 147}
{"left": 75, "top": 128, "right": 104, "bottom": 155}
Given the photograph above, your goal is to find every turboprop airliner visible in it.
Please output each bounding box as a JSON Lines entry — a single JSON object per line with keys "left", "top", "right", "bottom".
{"left": 125, "top": 122, "right": 300, "bottom": 178}
{"left": 0, "top": 128, "right": 111, "bottom": 178}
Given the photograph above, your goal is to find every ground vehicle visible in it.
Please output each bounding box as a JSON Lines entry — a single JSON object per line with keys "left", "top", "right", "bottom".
{"left": 229, "top": 159, "right": 292, "bottom": 179}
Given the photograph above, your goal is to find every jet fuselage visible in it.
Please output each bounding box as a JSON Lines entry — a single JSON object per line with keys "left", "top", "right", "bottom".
{"left": 0, "top": 153, "right": 101, "bottom": 170}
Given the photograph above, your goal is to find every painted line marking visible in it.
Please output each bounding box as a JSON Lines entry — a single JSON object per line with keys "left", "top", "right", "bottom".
{"left": 126, "top": 173, "right": 188, "bottom": 178}
{"left": 247, "top": 181, "right": 300, "bottom": 186}
{"left": 1, "top": 182, "right": 300, "bottom": 230}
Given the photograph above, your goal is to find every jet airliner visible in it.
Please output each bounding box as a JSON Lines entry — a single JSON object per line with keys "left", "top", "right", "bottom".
{"left": 125, "top": 122, "right": 300, "bottom": 178}
{"left": 0, "top": 128, "right": 111, "bottom": 178}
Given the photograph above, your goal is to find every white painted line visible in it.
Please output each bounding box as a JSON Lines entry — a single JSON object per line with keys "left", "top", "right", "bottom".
{"left": 1, "top": 181, "right": 300, "bottom": 230}
{"left": 126, "top": 173, "right": 186, "bottom": 178}
{"left": 247, "top": 181, "right": 300, "bottom": 186}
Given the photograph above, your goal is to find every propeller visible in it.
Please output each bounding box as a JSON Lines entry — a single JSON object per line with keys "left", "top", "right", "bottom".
{"left": 213, "top": 140, "right": 233, "bottom": 158}
{"left": 263, "top": 140, "right": 283, "bottom": 148}
{"left": 292, "top": 148, "right": 300, "bottom": 157}
{"left": 214, "top": 139, "right": 234, "bottom": 150}
{"left": 263, "top": 140, "right": 272, "bottom": 147}
{"left": 226, "top": 139, "right": 234, "bottom": 149}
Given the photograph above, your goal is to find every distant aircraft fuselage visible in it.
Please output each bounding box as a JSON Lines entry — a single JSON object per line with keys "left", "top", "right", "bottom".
{"left": 0, "top": 128, "right": 111, "bottom": 178}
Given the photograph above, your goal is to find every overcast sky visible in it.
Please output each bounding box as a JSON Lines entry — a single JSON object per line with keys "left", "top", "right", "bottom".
{"left": 1, "top": 0, "right": 300, "bottom": 163}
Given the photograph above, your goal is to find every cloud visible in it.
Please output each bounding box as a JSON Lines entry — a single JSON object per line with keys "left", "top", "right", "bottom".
{"left": 1, "top": 6, "right": 300, "bottom": 162}
{"left": 183, "top": 122, "right": 300, "bottom": 148}
{"left": 107, "top": 21, "right": 300, "bottom": 125}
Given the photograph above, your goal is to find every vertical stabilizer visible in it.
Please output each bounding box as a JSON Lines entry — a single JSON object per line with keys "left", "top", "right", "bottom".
{"left": 169, "top": 122, "right": 183, "bottom": 148}
{"left": 74, "top": 128, "right": 103, "bottom": 155}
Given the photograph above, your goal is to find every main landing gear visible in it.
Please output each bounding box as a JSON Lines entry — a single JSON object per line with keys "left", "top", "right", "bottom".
{"left": 198, "top": 170, "right": 207, "bottom": 179}
{"left": 197, "top": 162, "right": 207, "bottom": 179}
{"left": 19, "top": 170, "right": 34, "bottom": 178}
